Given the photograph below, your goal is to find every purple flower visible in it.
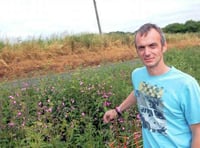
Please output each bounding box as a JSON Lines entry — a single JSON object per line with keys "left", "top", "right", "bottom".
{"left": 9, "top": 96, "right": 14, "bottom": 99}
{"left": 17, "top": 112, "right": 22, "bottom": 116}
{"left": 103, "top": 101, "right": 111, "bottom": 107}
{"left": 118, "top": 117, "right": 124, "bottom": 123}
{"left": 8, "top": 122, "right": 15, "bottom": 127}
{"left": 102, "top": 93, "right": 109, "bottom": 98}
{"left": 136, "top": 113, "right": 140, "bottom": 119}
{"left": 38, "top": 102, "right": 42, "bottom": 106}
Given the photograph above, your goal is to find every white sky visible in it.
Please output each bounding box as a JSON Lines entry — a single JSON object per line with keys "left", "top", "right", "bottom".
{"left": 0, "top": 0, "right": 200, "bottom": 41}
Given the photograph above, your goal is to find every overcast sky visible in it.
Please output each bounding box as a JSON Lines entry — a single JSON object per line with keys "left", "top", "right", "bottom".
{"left": 0, "top": 0, "right": 200, "bottom": 41}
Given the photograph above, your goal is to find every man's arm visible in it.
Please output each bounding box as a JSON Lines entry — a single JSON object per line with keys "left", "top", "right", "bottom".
{"left": 191, "top": 123, "right": 200, "bottom": 148}
{"left": 103, "top": 91, "right": 137, "bottom": 123}
{"left": 118, "top": 91, "right": 137, "bottom": 112}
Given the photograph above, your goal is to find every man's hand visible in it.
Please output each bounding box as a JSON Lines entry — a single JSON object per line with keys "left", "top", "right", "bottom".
{"left": 103, "top": 109, "right": 117, "bottom": 123}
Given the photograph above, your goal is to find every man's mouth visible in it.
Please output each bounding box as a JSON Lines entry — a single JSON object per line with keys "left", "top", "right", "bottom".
{"left": 144, "top": 58, "right": 153, "bottom": 62}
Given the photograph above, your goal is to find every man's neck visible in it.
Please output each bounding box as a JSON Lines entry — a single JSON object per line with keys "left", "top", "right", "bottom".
{"left": 147, "top": 64, "right": 170, "bottom": 76}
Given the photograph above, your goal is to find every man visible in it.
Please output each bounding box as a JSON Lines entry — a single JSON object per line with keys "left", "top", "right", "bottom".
{"left": 103, "top": 23, "right": 200, "bottom": 147}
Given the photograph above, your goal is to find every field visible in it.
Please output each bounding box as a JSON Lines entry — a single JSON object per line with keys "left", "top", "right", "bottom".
{"left": 0, "top": 33, "right": 200, "bottom": 147}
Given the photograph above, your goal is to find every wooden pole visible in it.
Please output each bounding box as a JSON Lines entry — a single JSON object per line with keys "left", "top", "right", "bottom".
{"left": 93, "top": 0, "right": 102, "bottom": 34}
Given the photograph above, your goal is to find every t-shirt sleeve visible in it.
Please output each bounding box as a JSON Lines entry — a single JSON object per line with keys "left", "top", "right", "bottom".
{"left": 181, "top": 79, "right": 200, "bottom": 125}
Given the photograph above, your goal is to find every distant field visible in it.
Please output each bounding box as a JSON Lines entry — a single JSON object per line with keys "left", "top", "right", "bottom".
{"left": 0, "top": 32, "right": 200, "bottom": 81}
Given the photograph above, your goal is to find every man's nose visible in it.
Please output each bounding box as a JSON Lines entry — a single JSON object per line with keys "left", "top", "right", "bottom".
{"left": 144, "top": 47, "right": 151, "bottom": 55}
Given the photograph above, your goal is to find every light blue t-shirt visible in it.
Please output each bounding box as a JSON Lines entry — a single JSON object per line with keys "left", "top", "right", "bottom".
{"left": 132, "top": 66, "right": 200, "bottom": 148}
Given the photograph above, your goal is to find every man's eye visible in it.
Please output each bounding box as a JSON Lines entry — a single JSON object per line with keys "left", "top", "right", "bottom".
{"left": 149, "top": 44, "right": 157, "bottom": 49}
{"left": 138, "top": 46, "right": 145, "bottom": 50}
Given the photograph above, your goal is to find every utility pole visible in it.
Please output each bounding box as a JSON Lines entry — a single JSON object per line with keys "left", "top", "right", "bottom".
{"left": 93, "top": 0, "right": 102, "bottom": 35}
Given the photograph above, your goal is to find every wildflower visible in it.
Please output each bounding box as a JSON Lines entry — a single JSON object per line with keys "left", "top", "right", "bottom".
{"left": 136, "top": 113, "right": 140, "bottom": 119}
{"left": 103, "top": 101, "right": 111, "bottom": 107}
{"left": 97, "top": 90, "right": 101, "bottom": 95}
{"left": 22, "top": 82, "right": 29, "bottom": 87}
{"left": 16, "top": 93, "right": 19, "bottom": 97}
{"left": 71, "top": 98, "right": 75, "bottom": 104}
{"left": 81, "top": 112, "right": 85, "bottom": 116}
{"left": 46, "top": 107, "right": 52, "bottom": 112}
{"left": 9, "top": 96, "right": 14, "bottom": 99}
{"left": 107, "top": 91, "right": 112, "bottom": 96}
{"left": 48, "top": 107, "right": 52, "bottom": 112}
{"left": 51, "top": 86, "right": 55, "bottom": 91}
{"left": 8, "top": 122, "right": 15, "bottom": 127}
{"left": 38, "top": 101, "right": 42, "bottom": 106}
{"left": 80, "top": 81, "right": 84, "bottom": 86}
{"left": 17, "top": 112, "right": 22, "bottom": 116}
{"left": 133, "top": 131, "right": 141, "bottom": 140}
{"left": 102, "top": 91, "right": 112, "bottom": 98}
{"left": 118, "top": 117, "right": 124, "bottom": 123}
{"left": 102, "top": 93, "right": 109, "bottom": 98}
{"left": 22, "top": 121, "right": 25, "bottom": 127}
{"left": 21, "top": 88, "right": 27, "bottom": 91}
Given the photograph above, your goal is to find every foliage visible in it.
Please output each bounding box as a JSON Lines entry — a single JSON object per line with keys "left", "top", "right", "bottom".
{"left": 165, "top": 46, "right": 200, "bottom": 82}
{"left": 0, "top": 61, "right": 141, "bottom": 147}
{"left": 0, "top": 47, "right": 200, "bottom": 147}
{"left": 163, "top": 20, "right": 200, "bottom": 33}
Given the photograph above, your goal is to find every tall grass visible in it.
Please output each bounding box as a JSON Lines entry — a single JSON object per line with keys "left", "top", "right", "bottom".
{"left": 1, "top": 33, "right": 200, "bottom": 81}
{"left": 1, "top": 32, "right": 199, "bottom": 63}
{"left": 0, "top": 46, "right": 200, "bottom": 147}
{"left": 0, "top": 33, "right": 134, "bottom": 56}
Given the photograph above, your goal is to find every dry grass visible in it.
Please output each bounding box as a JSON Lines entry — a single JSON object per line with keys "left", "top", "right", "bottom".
{"left": 0, "top": 33, "right": 200, "bottom": 81}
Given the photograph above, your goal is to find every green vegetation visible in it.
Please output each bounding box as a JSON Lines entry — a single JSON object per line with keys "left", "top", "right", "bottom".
{"left": 163, "top": 20, "right": 200, "bottom": 33}
{"left": 0, "top": 46, "right": 200, "bottom": 147}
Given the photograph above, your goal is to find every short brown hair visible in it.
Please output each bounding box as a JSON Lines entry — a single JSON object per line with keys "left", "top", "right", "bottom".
{"left": 134, "top": 23, "right": 166, "bottom": 48}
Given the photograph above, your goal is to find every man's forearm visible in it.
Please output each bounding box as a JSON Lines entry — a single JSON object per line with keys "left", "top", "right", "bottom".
{"left": 118, "top": 91, "right": 136, "bottom": 112}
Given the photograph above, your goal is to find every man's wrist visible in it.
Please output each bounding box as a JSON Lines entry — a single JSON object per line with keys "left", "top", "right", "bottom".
{"left": 115, "top": 106, "right": 122, "bottom": 116}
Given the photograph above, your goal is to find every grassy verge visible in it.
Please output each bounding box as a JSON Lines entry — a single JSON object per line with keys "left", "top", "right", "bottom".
{"left": 0, "top": 46, "right": 200, "bottom": 147}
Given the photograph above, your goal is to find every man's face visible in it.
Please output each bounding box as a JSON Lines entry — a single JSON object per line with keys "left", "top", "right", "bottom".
{"left": 135, "top": 28, "right": 167, "bottom": 68}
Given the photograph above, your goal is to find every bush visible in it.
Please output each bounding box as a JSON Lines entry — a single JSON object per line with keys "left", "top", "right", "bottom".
{"left": 163, "top": 20, "right": 200, "bottom": 33}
